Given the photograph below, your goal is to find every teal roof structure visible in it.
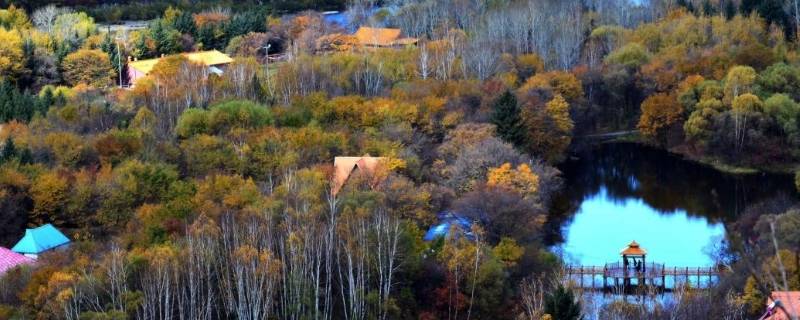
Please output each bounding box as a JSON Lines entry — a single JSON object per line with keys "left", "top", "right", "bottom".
{"left": 11, "top": 224, "right": 70, "bottom": 254}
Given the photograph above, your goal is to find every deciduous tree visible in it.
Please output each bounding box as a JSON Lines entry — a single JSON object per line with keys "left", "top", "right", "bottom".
{"left": 638, "top": 93, "right": 683, "bottom": 144}
{"left": 0, "top": 28, "right": 24, "bottom": 81}
{"left": 61, "top": 49, "right": 116, "bottom": 88}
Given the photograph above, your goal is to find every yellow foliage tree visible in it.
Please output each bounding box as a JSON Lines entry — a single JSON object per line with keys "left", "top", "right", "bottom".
{"left": 45, "top": 132, "right": 86, "bottom": 168}
{"left": 723, "top": 65, "right": 757, "bottom": 105}
{"left": 522, "top": 94, "right": 574, "bottom": 162}
{"left": 487, "top": 163, "right": 539, "bottom": 197}
{"left": 0, "top": 5, "right": 31, "bottom": 29}
{"left": 0, "top": 27, "right": 24, "bottom": 81}
{"left": 520, "top": 71, "right": 584, "bottom": 101}
{"left": 740, "top": 276, "right": 765, "bottom": 317}
{"left": 492, "top": 237, "right": 524, "bottom": 267}
{"left": 637, "top": 93, "right": 683, "bottom": 143}
{"left": 30, "top": 171, "right": 69, "bottom": 225}
{"left": 61, "top": 49, "right": 116, "bottom": 88}
{"left": 546, "top": 94, "right": 574, "bottom": 137}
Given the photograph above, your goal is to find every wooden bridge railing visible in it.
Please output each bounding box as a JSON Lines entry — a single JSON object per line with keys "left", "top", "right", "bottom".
{"left": 564, "top": 263, "right": 721, "bottom": 290}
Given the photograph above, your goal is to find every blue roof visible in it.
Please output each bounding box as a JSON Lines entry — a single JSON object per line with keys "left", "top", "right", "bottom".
{"left": 323, "top": 6, "right": 396, "bottom": 32}
{"left": 423, "top": 213, "right": 474, "bottom": 241}
{"left": 11, "top": 224, "right": 70, "bottom": 254}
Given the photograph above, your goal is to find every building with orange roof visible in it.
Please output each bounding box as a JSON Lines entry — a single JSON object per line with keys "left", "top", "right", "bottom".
{"left": 620, "top": 240, "right": 647, "bottom": 256}
{"left": 127, "top": 50, "right": 234, "bottom": 86}
{"left": 620, "top": 240, "right": 648, "bottom": 275}
{"left": 332, "top": 155, "right": 386, "bottom": 195}
{"left": 762, "top": 291, "right": 800, "bottom": 320}
{"left": 354, "top": 27, "right": 418, "bottom": 47}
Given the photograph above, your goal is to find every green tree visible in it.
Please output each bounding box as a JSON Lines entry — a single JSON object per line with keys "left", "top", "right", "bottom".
{"left": 150, "top": 19, "right": 182, "bottom": 55}
{"left": 684, "top": 106, "right": 719, "bottom": 146}
{"left": 100, "top": 160, "right": 180, "bottom": 228}
{"left": 0, "top": 137, "right": 16, "bottom": 162}
{"left": 176, "top": 100, "right": 273, "bottom": 138}
{"left": 740, "top": 0, "right": 790, "bottom": 37}
{"left": 605, "top": 43, "right": 650, "bottom": 70}
{"left": 764, "top": 94, "right": 800, "bottom": 143}
{"left": 701, "top": 0, "right": 716, "bottom": 15}
{"left": 758, "top": 63, "right": 800, "bottom": 100}
{"left": 723, "top": 0, "right": 737, "bottom": 19}
{"left": 491, "top": 90, "right": 525, "bottom": 147}
{"left": 544, "top": 285, "right": 581, "bottom": 320}
{"left": 100, "top": 32, "right": 123, "bottom": 85}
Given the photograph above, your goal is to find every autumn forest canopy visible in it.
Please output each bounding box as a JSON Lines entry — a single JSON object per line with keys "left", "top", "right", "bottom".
{"left": 2, "top": 0, "right": 800, "bottom": 319}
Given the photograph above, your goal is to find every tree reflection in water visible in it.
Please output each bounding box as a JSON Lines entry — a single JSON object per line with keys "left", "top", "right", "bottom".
{"left": 547, "top": 142, "right": 796, "bottom": 248}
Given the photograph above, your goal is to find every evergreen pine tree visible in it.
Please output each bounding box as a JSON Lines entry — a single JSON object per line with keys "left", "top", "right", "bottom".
{"left": 197, "top": 25, "right": 216, "bottom": 50}
{"left": 685, "top": 1, "right": 696, "bottom": 14}
{"left": 134, "top": 33, "right": 152, "bottom": 59}
{"left": 0, "top": 81, "right": 11, "bottom": 122}
{"left": 544, "top": 285, "right": 582, "bottom": 320}
{"left": 38, "top": 86, "right": 54, "bottom": 115}
{"left": 101, "top": 32, "right": 122, "bottom": 85}
{"left": 491, "top": 90, "right": 526, "bottom": 147}
{"left": 250, "top": 73, "right": 264, "bottom": 102}
{"left": 723, "top": 0, "right": 737, "bottom": 19}
{"left": 1, "top": 137, "right": 16, "bottom": 162}
{"left": 18, "top": 147, "right": 32, "bottom": 164}
{"left": 702, "top": 0, "right": 716, "bottom": 16}
{"left": 173, "top": 11, "right": 196, "bottom": 35}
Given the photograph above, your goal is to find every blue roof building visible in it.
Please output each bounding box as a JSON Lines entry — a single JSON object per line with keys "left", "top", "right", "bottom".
{"left": 12, "top": 224, "right": 70, "bottom": 258}
{"left": 423, "top": 212, "right": 475, "bottom": 241}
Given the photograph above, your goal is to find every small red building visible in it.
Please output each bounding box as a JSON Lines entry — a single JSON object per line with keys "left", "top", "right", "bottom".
{"left": 763, "top": 291, "right": 800, "bottom": 320}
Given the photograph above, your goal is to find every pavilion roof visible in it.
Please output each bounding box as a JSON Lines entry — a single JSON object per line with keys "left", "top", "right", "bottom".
{"left": 620, "top": 240, "right": 647, "bottom": 256}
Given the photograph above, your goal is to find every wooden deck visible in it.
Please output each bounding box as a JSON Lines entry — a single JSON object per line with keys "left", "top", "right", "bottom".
{"left": 565, "top": 262, "right": 720, "bottom": 291}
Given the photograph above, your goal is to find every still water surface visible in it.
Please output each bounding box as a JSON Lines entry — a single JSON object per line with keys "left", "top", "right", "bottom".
{"left": 553, "top": 143, "right": 796, "bottom": 267}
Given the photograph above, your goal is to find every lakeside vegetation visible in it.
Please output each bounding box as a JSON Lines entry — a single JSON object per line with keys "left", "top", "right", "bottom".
{"left": 0, "top": 0, "right": 799, "bottom": 319}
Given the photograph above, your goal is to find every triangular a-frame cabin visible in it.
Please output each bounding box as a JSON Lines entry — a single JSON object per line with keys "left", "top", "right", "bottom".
{"left": 332, "top": 155, "right": 386, "bottom": 195}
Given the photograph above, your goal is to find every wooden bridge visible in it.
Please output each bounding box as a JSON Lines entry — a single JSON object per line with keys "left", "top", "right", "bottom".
{"left": 565, "top": 262, "right": 720, "bottom": 292}
{"left": 563, "top": 241, "right": 721, "bottom": 293}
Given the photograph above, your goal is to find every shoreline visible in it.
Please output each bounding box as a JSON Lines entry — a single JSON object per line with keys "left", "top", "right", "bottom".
{"left": 592, "top": 133, "right": 797, "bottom": 176}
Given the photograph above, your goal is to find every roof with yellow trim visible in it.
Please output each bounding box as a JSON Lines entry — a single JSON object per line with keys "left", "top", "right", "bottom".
{"left": 184, "top": 50, "right": 234, "bottom": 67}
{"left": 128, "top": 50, "right": 233, "bottom": 75}
{"left": 620, "top": 240, "right": 647, "bottom": 256}
{"left": 128, "top": 58, "right": 162, "bottom": 75}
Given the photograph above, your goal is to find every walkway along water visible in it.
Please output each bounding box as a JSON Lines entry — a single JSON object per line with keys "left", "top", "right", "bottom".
{"left": 549, "top": 142, "right": 796, "bottom": 272}
{"left": 563, "top": 241, "right": 720, "bottom": 294}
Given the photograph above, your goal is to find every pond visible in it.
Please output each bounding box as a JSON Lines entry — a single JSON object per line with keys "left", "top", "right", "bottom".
{"left": 551, "top": 142, "right": 797, "bottom": 267}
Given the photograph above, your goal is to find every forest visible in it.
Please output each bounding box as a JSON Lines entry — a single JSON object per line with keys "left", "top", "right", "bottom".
{"left": 0, "top": 0, "right": 799, "bottom": 319}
